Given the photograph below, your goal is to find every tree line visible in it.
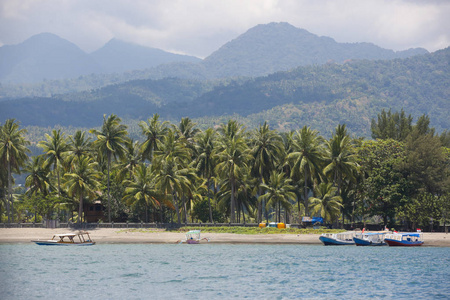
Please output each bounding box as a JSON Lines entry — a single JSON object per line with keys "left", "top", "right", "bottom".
{"left": 1, "top": 109, "right": 449, "bottom": 230}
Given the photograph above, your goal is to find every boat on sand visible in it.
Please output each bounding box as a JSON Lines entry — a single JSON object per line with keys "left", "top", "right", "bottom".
{"left": 319, "top": 232, "right": 356, "bottom": 245}
{"left": 353, "top": 232, "right": 387, "bottom": 246}
{"left": 178, "top": 230, "right": 210, "bottom": 244}
{"left": 32, "top": 231, "right": 95, "bottom": 246}
{"left": 384, "top": 232, "right": 424, "bottom": 247}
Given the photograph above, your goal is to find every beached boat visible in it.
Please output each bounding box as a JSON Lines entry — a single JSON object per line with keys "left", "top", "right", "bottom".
{"left": 384, "top": 232, "right": 424, "bottom": 247}
{"left": 319, "top": 232, "right": 356, "bottom": 245}
{"left": 32, "top": 231, "right": 95, "bottom": 246}
{"left": 178, "top": 230, "right": 209, "bottom": 244}
{"left": 353, "top": 232, "right": 387, "bottom": 246}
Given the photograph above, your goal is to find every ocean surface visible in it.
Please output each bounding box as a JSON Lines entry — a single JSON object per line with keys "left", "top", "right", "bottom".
{"left": 0, "top": 243, "right": 449, "bottom": 299}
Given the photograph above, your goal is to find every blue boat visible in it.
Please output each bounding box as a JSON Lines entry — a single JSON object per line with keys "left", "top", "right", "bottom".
{"left": 353, "top": 232, "right": 387, "bottom": 246}
{"left": 319, "top": 232, "right": 356, "bottom": 245}
{"left": 384, "top": 232, "right": 424, "bottom": 247}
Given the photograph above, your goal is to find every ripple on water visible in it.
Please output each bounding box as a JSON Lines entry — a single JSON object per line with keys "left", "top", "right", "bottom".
{"left": 0, "top": 244, "right": 449, "bottom": 299}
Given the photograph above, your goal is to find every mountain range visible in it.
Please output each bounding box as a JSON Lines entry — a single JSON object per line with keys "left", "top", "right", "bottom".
{"left": 0, "top": 22, "right": 427, "bottom": 85}
{"left": 0, "top": 33, "right": 200, "bottom": 84}
{"left": 1, "top": 22, "right": 447, "bottom": 140}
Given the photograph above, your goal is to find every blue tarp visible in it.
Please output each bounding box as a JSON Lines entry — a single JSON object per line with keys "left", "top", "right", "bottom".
{"left": 302, "top": 217, "right": 324, "bottom": 224}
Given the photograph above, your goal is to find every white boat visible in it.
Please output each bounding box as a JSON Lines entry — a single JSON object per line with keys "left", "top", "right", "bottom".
{"left": 319, "top": 231, "right": 356, "bottom": 245}
{"left": 32, "top": 231, "right": 95, "bottom": 246}
{"left": 178, "top": 230, "right": 209, "bottom": 244}
{"left": 384, "top": 232, "right": 424, "bottom": 247}
{"left": 353, "top": 232, "right": 388, "bottom": 246}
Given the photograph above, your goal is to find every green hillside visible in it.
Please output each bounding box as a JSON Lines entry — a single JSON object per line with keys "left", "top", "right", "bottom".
{"left": 1, "top": 47, "right": 448, "bottom": 139}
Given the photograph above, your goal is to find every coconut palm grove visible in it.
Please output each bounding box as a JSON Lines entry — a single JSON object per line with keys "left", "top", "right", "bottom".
{"left": 0, "top": 109, "right": 449, "bottom": 231}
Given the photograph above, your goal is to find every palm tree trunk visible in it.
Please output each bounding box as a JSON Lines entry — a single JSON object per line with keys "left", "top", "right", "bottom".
{"left": 78, "top": 193, "right": 83, "bottom": 223}
{"left": 230, "top": 180, "right": 236, "bottom": 223}
{"left": 257, "top": 173, "right": 263, "bottom": 223}
{"left": 145, "top": 204, "right": 149, "bottom": 223}
{"left": 107, "top": 153, "right": 111, "bottom": 223}
{"left": 7, "top": 159, "right": 11, "bottom": 223}
{"left": 304, "top": 168, "right": 309, "bottom": 216}
{"left": 207, "top": 177, "right": 213, "bottom": 223}
{"left": 56, "top": 165, "right": 61, "bottom": 197}
{"left": 173, "top": 190, "right": 181, "bottom": 225}
{"left": 182, "top": 196, "right": 187, "bottom": 223}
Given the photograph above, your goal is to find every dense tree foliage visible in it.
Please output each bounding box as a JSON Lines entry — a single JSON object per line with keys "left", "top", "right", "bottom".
{"left": 1, "top": 110, "right": 448, "bottom": 230}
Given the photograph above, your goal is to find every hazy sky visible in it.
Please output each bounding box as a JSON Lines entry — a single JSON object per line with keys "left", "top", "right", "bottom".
{"left": 1, "top": 0, "right": 449, "bottom": 58}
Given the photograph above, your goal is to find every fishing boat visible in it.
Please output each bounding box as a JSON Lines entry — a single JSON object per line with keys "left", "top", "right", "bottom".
{"left": 32, "top": 231, "right": 95, "bottom": 246}
{"left": 384, "top": 232, "right": 424, "bottom": 247}
{"left": 178, "top": 230, "right": 209, "bottom": 244}
{"left": 353, "top": 232, "right": 387, "bottom": 246}
{"left": 319, "top": 232, "right": 356, "bottom": 245}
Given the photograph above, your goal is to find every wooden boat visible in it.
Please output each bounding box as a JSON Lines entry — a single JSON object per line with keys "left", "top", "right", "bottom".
{"left": 353, "top": 232, "right": 387, "bottom": 246}
{"left": 32, "top": 231, "right": 95, "bottom": 246}
{"left": 178, "top": 230, "right": 209, "bottom": 244}
{"left": 319, "top": 232, "right": 356, "bottom": 245}
{"left": 384, "top": 232, "right": 424, "bottom": 247}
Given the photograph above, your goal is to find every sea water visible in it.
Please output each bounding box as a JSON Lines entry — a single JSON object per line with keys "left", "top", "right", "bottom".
{"left": 0, "top": 244, "right": 449, "bottom": 299}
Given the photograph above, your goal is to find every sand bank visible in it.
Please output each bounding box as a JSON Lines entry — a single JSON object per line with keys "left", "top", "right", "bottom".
{"left": 0, "top": 228, "right": 449, "bottom": 246}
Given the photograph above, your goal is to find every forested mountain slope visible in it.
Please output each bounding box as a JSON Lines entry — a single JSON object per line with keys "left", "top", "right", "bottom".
{"left": 1, "top": 22, "right": 427, "bottom": 98}
{"left": 1, "top": 47, "right": 448, "bottom": 137}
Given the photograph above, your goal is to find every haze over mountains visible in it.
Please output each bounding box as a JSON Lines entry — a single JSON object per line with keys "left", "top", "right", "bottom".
{"left": 0, "top": 33, "right": 200, "bottom": 84}
{"left": 0, "top": 22, "right": 427, "bottom": 85}
{"left": 1, "top": 22, "right": 447, "bottom": 139}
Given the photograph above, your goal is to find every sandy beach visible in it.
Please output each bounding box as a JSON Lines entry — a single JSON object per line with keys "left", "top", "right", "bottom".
{"left": 0, "top": 228, "right": 449, "bottom": 246}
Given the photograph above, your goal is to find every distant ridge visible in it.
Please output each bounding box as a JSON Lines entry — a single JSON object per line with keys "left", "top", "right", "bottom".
{"left": 91, "top": 39, "right": 201, "bottom": 73}
{"left": 0, "top": 22, "right": 429, "bottom": 86}
{"left": 201, "top": 22, "right": 429, "bottom": 78}
{"left": 0, "top": 34, "right": 201, "bottom": 84}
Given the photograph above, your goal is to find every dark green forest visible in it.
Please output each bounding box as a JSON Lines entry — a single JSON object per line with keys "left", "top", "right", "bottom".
{"left": 1, "top": 47, "right": 448, "bottom": 140}
{"left": 1, "top": 110, "right": 449, "bottom": 230}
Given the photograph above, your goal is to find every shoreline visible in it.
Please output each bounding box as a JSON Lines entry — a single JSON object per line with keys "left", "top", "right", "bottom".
{"left": 0, "top": 228, "right": 449, "bottom": 246}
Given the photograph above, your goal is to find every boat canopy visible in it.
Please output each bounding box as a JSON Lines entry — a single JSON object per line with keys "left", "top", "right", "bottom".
{"left": 402, "top": 233, "right": 421, "bottom": 237}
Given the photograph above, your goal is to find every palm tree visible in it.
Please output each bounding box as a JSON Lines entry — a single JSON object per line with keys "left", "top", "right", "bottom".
{"left": 287, "top": 126, "right": 325, "bottom": 216}
{"left": 90, "top": 114, "right": 128, "bottom": 222}
{"left": 24, "top": 155, "right": 52, "bottom": 197}
{"left": 173, "top": 117, "right": 199, "bottom": 148}
{"left": 66, "top": 130, "right": 93, "bottom": 168}
{"left": 139, "top": 114, "right": 168, "bottom": 162}
{"left": 38, "top": 129, "right": 70, "bottom": 197}
{"left": 323, "top": 124, "right": 358, "bottom": 194}
{"left": 116, "top": 139, "right": 141, "bottom": 182}
{"left": 64, "top": 156, "right": 102, "bottom": 223}
{"left": 0, "top": 119, "right": 30, "bottom": 222}
{"left": 250, "top": 122, "right": 284, "bottom": 223}
{"left": 152, "top": 128, "right": 195, "bottom": 223}
{"left": 259, "top": 171, "right": 296, "bottom": 223}
{"left": 193, "top": 128, "right": 217, "bottom": 222}
{"left": 309, "top": 182, "right": 343, "bottom": 224}
{"left": 154, "top": 155, "right": 193, "bottom": 224}
{"left": 215, "top": 125, "right": 251, "bottom": 223}
{"left": 122, "top": 164, "right": 160, "bottom": 222}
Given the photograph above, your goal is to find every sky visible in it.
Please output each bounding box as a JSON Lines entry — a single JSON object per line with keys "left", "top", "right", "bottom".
{"left": 0, "top": 0, "right": 449, "bottom": 58}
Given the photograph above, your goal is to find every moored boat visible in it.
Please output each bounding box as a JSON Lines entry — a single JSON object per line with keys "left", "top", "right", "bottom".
{"left": 319, "top": 232, "right": 356, "bottom": 245}
{"left": 32, "top": 231, "right": 95, "bottom": 246}
{"left": 353, "top": 232, "right": 387, "bottom": 246}
{"left": 178, "top": 230, "right": 210, "bottom": 244}
{"left": 384, "top": 232, "right": 424, "bottom": 246}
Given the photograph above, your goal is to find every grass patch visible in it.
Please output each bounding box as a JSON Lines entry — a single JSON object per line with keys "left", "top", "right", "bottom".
{"left": 167, "top": 227, "right": 345, "bottom": 235}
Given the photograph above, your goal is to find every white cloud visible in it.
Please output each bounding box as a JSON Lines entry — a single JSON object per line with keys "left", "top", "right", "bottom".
{"left": 0, "top": 0, "right": 448, "bottom": 57}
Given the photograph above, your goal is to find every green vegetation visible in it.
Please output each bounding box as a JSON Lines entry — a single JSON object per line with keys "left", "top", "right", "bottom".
{"left": 2, "top": 48, "right": 448, "bottom": 138}
{"left": 0, "top": 109, "right": 448, "bottom": 231}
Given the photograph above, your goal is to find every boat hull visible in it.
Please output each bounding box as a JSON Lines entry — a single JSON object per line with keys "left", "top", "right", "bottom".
{"left": 384, "top": 239, "right": 423, "bottom": 247}
{"left": 32, "top": 240, "right": 95, "bottom": 246}
{"left": 319, "top": 236, "right": 355, "bottom": 246}
{"left": 186, "top": 239, "right": 200, "bottom": 244}
{"left": 353, "top": 237, "right": 386, "bottom": 246}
